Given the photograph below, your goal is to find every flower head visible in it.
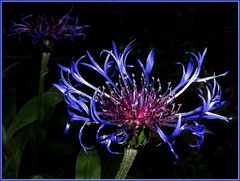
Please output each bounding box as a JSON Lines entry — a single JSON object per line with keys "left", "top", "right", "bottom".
{"left": 54, "top": 40, "right": 230, "bottom": 159}
{"left": 10, "top": 7, "right": 89, "bottom": 44}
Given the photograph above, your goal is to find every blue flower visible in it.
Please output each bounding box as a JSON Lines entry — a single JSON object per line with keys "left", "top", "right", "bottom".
{"left": 10, "top": 7, "right": 89, "bottom": 44}
{"left": 54, "top": 40, "right": 230, "bottom": 159}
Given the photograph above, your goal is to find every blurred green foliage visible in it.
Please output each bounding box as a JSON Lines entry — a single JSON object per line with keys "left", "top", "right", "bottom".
{"left": 75, "top": 149, "right": 101, "bottom": 179}
{"left": 2, "top": 2, "right": 238, "bottom": 179}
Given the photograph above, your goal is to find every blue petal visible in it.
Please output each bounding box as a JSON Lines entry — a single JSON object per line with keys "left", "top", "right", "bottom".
{"left": 111, "top": 41, "right": 119, "bottom": 59}
{"left": 155, "top": 125, "right": 168, "bottom": 143}
{"left": 137, "top": 49, "right": 155, "bottom": 85}
{"left": 79, "top": 122, "right": 94, "bottom": 152}
{"left": 172, "top": 48, "right": 207, "bottom": 99}
{"left": 137, "top": 59, "right": 146, "bottom": 78}
{"left": 184, "top": 57, "right": 194, "bottom": 81}
{"left": 101, "top": 42, "right": 133, "bottom": 86}
{"left": 203, "top": 112, "right": 229, "bottom": 122}
{"left": 90, "top": 90, "right": 114, "bottom": 125}
{"left": 167, "top": 142, "right": 178, "bottom": 161}
{"left": 84, "top": 51, "right": 115, "bottom": 86}
{"left": 155, "top": 124, "right": 179, "bottom": 161}
{"left": 65, "top": 122, "right": 71, "bottom": 134}
{"left": 64, "top": 89, "right": 90, "bottom": 114}
{"left": 189, "top": 134, "right": 204, "bottom": 148}
{"left": 87, "top": 51, "right": 105, "bottom": 75}
{"left": 170, "top": 114, "right": 183, "bottom": 138}
{"left": 145, "top": 49, "right": 155, "bottom": 83}
{"left": 196, "top": 71, "right": 228, "bottom": 83}
{"left": 121, "top": 39, "right": 136, "bottom": 62}
{"left": 53, "top": 83, "right": 67, "bottom": 93}
{"left": 178, "top": 78, "right": 228, "bottom": 122}
{"left": 70, "top": 115, "right": 91, "bottom": 123}
{"left": 70, "top": 61, "right": 98, "bottom": 91}
{"left": 96, "top": 125, "right": 126, "bottom": 154}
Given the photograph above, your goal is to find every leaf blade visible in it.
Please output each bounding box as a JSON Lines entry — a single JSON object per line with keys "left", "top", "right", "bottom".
{"left": 75, "top": 149, "right": 101, "bottom": 179}
{"left": 7, "top": 92, "right": 63, "bottom": 140}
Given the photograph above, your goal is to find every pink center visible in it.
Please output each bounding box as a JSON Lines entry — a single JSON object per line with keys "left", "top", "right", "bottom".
{"left": 97, "top": 75, "right": 181, "bottom": 130}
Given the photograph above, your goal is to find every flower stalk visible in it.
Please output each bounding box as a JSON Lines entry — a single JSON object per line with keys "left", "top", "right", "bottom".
{"left": 115, "top": 148, "right": 138, "bottom": 179}
{"left": 38, "top": 40, "right": 51, "bottom": 122}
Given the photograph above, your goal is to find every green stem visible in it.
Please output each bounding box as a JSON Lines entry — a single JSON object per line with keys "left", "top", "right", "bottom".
{"left": 115, "top": 148, "right": 138, "bottom": 179}
{"left": 31, "top": 40, "right": 51, "bottom": 169}
{"left": 38, "top": 43, "right": 51, "bottom": 122}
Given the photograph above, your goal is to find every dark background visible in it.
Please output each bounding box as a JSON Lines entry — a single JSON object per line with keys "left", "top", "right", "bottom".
{"left": 2, "top": 2, "right": 238, "bottom": 179}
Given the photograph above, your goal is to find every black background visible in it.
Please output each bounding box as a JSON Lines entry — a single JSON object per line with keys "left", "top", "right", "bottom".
{"left": 2, "top": 2, "right": 238, "bottom": 179}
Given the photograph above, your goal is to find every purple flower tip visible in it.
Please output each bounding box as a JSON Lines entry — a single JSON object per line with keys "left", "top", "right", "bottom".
{"left": 10, "top": 8, "right": 90, "bottom": 44}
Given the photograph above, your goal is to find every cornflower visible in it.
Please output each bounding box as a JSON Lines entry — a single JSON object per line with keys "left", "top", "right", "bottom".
{"left": 54, "top": 40, "right": 230, "bottom": 160}
{"left": 10, "top": 7, "right": 89, "bottom": 44}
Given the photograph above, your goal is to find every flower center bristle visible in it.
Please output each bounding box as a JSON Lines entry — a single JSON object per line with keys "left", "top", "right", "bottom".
{"left": 96, "top": 74, "right": 181, "bottom": 130}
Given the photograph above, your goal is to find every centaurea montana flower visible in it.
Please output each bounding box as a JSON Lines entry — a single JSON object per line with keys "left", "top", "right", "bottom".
{"left": 54, "top": 40, "right": 230, "bottom": 160}
{"left": 10, "top": 7, "right": 89, "bottom": 44}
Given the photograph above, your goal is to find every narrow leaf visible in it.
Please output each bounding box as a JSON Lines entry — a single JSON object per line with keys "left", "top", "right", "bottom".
{"left": 3, "top": 88, "right": 16, "bottom": 130}
{"left": 2, "top": 62, "right": 20, "bottom": 79}
{"left": 75, "top": 149, "right": 101, "bottom": 179}
{"left": 3, "top": 126, "right": 7, "bottom": 147}
{"left": 8, "top": 92, "right": 63, "bottom": 140}
{"left": 4, "top": 128, "right": 31, "bottom": 178}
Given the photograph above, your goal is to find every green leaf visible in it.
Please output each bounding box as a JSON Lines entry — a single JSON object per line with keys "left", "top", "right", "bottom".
{"left": 75, "top": 149, "right": 101, "bottom": 179}
{"left": 4, "top": 128, "right": 30, "bottom": 178}
{"left": 101, "top": 154, "right": 122, "bottom": 179}
{"left": 3, "top": 156, "right": 17, "bottom": 178}
{"left": 2, "top": 62, "right": 20, "bottom": 79}
{"left": 137, "top": 130, "right": 145, "bottom": 145}
{"left": 2, "top": 126, "right": 10, "bottom": 165}
{"left": 3, "top": 88, "right": 16, "bottom": 130}
{"left": 11, "top": 128, "right": 30, "bottom": 177}
{"left": 3, "top": 126, "right": 7, "bottom": 147}
{"left": 32, "top": 90, "right": 63, "bottom": 149}
{"left": 30, "top": 104, "right": 60, "bottom": 157}
{"left": 7, "top": 98, "right": 38, "bottom": 140}
{"left": 31, "top": 175, "right": 44, "bottom": 179}
{"left": 128, "top": 136, "right": 137, "bottom": 146}
{"left": 8, "top": 92, "right": 63, "bottom": 140}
